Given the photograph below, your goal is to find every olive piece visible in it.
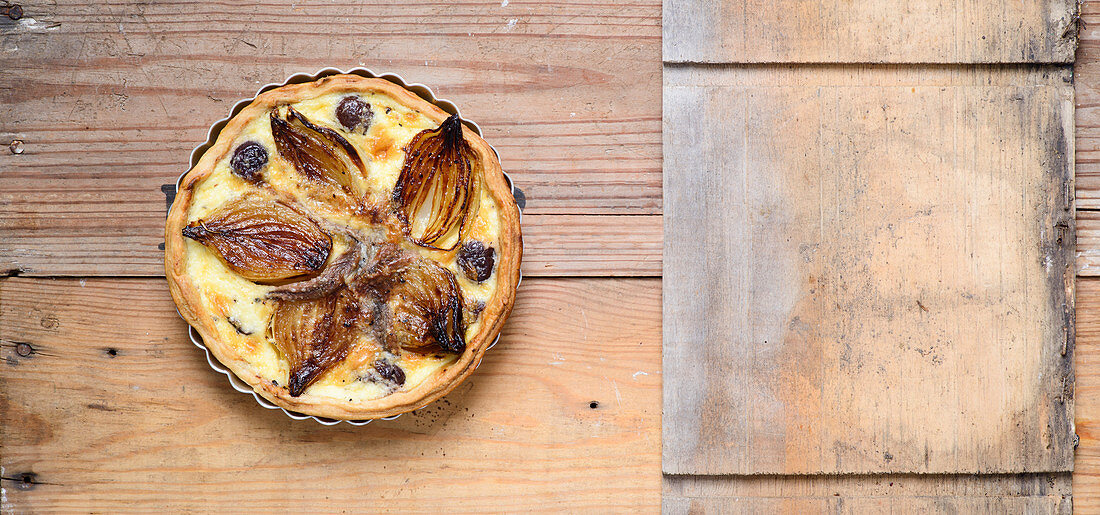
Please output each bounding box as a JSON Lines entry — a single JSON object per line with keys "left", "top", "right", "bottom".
{"left": 374, "top": 360, "right": 406, "bottom": 386}
{"left": 457, "top": 240, "right": 495, "bottom": 283}
{"left": 229, "top": 141, "right": 268, "bottom": 182}
{"left": 336, "top": 96, "right": 372, "bottom": 134}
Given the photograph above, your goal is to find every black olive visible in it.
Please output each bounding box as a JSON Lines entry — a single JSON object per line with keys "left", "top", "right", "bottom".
{"left": 457, "top": 240, "right": 495, "bottom": 283}
{"left": 374, "top": 360, "right": 406, "bottom": 386}
{"left": 230, "top": 141, "right": 268, "bottom": 182}
{"left": 336, "top": 96, "right": 372, "bottom": 134}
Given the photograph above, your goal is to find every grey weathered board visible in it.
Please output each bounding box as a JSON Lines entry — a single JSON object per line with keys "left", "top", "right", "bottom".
{"left": 664, "top": 0, "right": 1078, "bottom": 64}
{"left": 662, "top": 65, "right": 1075, "bottom": 474}
{"left": 663, "top": 473, "right": 1072, "bottom": 513}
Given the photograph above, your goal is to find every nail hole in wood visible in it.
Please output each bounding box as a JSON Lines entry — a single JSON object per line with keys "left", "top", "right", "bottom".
{"left": 106, "top": 348, "right": 118, "bottom": 357}
{"left": 15, "top": 342, "right": 33, "bottom": 357}
{"left": 589, "top": 401, "right": 599, "bottom": 409}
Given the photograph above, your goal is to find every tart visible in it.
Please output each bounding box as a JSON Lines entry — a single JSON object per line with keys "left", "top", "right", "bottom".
{"left": 165, "top": 75, "right": 522, "bottom": 420}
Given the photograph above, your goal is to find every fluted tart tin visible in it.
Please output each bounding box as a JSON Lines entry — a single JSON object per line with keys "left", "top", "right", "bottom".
{"left": 170, "top": 67, "right": 522, "bottom": 426}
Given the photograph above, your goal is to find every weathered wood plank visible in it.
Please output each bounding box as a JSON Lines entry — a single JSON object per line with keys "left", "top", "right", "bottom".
{"left": 1077, "top": 211, "right": 1100, "bottom": 276}
{"left": 1073, "top": 278, "right": 1100, "bottom": 513}
{"left": 2, "top": 275, "right": 1088, "bottom": 511}
{"left": 663, "top": 0, "right": 1078, "bottom": 64}
{"left": 663, "top": 65, "right": 1075, "bottom": 475}
{"left": 0, "top": 277, "right": 661, "bottom": 512}
{"left": 1074, "top": 7, "right": 1100, "bottom": 510}
{"left": 1074, "top": 1, "right": 1100, "bottom": 211}
{"left": 0, "top": 214, "right": 662, "bottom": 278}
{"left": 522, "top": 215, "right": 661, "bottom": 277}
{"left": 663, "top": 473, "right": 1071, "bottom": 513}
{"left": 0, "top": 1, "right": 662, "bottom": 280}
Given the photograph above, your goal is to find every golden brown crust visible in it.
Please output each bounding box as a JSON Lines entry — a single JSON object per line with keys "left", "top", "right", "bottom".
{"left": 165, "top": 75, "right": 522, "bottom": 419}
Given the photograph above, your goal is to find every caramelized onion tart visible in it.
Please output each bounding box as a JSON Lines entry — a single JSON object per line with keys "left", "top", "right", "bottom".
{"left": 165, "top": 75, "right": 522, "bottom": 420}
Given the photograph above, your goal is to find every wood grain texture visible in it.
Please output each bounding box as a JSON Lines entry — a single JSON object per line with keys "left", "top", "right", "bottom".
{"left": 663, "top": 65, "right": 1076, "bottom": 475}
{"left": 1075, "top": 1, "right": 1100, "bottom": 211}
{"left": 0, "top": 277, "right": 661, "bottom": 512}
{"left": 1075, "top": 4, "right": 1100, "bottom": 510}
{"left": 0, "top": 213, "right": 662, "bottom": 278}
{"left": 1078, "top": 211, "right": 1100, "bottom": 276}
{"left": 663, "top": 0, "right": 1078, "bottom": 64}
{"left": 0, "top": 0, "right": 662, "bottom": 278}
{"left": 664, "top": 473, "right": 1071, "bottom": 513}
{"left": 1073, "top": 279, "right": 1100, "bottom": 514}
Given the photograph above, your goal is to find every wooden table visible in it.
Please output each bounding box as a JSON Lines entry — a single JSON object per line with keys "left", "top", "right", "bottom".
{"left": 0, "top": 0, "right": 1099, "bottom": 511}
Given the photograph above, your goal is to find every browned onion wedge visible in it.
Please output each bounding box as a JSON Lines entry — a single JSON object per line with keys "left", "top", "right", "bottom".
{"left": 264, "top": 236, "right": 471, "bottom": 398}
{"left": 392, "top": 114, "right": 481, "bottom": 251}
{"left": 271, "top": 107, "right": 365, "bottom": 197}
{"left": 383, "top": 259, "right": 466, "bottom": 353}
{"left": 182, "top": 196, "right": 331, "bottom": 283}
{"left": 271, "top": 289, "right": 369, "bottom": 397}
{"left": 341, "top": 242, "right": 467, "bottom": 353}
{"left": 266, "top": 242, "right": 362, "bottom": 301}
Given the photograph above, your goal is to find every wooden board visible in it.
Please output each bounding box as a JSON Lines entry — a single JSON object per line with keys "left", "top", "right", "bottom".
{"left": 0, "top": 0, "right": 662, "bottom": 279}
{"left": 664, "top": 473, "right": 1071, "bottom": 513}
{"left": 0, "top": 277, "right": 661, "bottom": 511}
{"left": 1075, "top": 3, "right": 1100, "bottom": 511}
{"left": 1073, "top": 277, "right": 1100, "bottom": 513}
{"left": 662, "top": 64, "right": 1076, "bottom": 475}
{"left": 663, "top": 0, "right": 1078, "bottom": 64}
{"left": 1078, "top": 211, "right": 1100, "bottom": 276}
{"left": 2, "top": 275, "right": 1088, "bottom": 512}
{"left": 3, "top": 0, "right": 1098, "bottom": 510}
{"left": 1074, "top": 1, "right": 1100, "bottom": 211}
{"left": 0, "top": 213, "right": 662, "bottom": 278}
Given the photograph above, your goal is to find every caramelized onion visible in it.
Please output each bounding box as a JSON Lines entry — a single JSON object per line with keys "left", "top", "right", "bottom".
{"left": 271, "top": 289, "right": 368, "bottom": 397}
{"left": 267, "top": 242, "right": 362, "bottom": 301}
{"left": 271, "top": 107, "right": 365, "bottom": 197}
{"left": 182, "top": 196, "right": 331, "bottom": 283}
{"left": 343, "top": 242, "right": 467, "bottom": 353}
{"left": 383, "top": 259, "right": 466, "bottom": 353}
{"left": 392, "top": 114, "right": 481, "bottom": 251}
{"left": 266, "top": 240, "right": 470, "bottom": 396}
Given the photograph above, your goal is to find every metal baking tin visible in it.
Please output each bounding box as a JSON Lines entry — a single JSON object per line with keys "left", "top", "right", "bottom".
{"left": 172, "top": 67, "right": 522, "bottom": 426}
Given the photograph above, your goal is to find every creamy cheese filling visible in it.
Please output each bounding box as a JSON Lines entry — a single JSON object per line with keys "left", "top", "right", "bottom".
{"left": 184, "top": 90, "right": 502, "bottom": 402}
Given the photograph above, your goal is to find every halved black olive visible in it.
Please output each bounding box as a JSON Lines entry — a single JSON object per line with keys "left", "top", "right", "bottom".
{"left": 336, "top": 96, "right": 372, "bottom": 134}
{"left": 458, "top": 240, "right": 495, "bottom": 283}
{"left": 230, "top": 141, "right": 268, "bottom": 182}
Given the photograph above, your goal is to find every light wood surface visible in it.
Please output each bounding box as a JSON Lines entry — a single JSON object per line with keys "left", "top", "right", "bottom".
{"left": 7, "top": 276, "right": 1100, "bottom": 511}
{"left": 0, "top": 0, "right": 662, "bottom": 278}
{"left": 1074, "top": 0, "right": 1100, "bottom": 212}
{"left": 663, "top": 64, "right": 1075, "bottom": 475}
{"left": 1073, "top": 279, "right": 1100, "bottom": 513}
{"left": 5, "top": 0, "right": 1100, "bottom": 511}
{"left": 664, "top": 473, "right": 1071, "bottom": 513}
{"left": 0, "top": 277, "right": 662, "bottom": 511}
{"left": 0, "top": 1, "right": 665, "bottom": 511}
{"left": 0, "top": 278, "right": 1086, "bottom": 511}
{"left": 664, "top": 0, "right": 1078, "bottom": 64}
